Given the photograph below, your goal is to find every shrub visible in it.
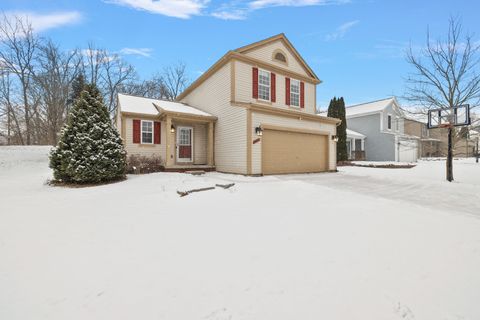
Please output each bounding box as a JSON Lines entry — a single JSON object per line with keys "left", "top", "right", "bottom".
{"left": 127, "top": 154, "right": 164, "bottom": 174}
{"left": 49, "top": 84, "right": 127, "bottom": 184}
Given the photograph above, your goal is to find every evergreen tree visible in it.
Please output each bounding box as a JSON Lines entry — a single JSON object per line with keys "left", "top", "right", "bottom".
{"left": 67, "top": 73, "right": 86, "bottom": 112}
{"left": 337, "top": 97, "right": 348, "bottom": 161}
{"left": 327, "top": 97, "right": 348, "bottom": 162}
{"left": 50, "top": 83, "right": 126, "bottom": 183}
{"left": 327, "top": 97, "right": 338, "bottom": 119}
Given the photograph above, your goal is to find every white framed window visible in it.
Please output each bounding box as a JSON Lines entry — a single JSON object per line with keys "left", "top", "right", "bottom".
{"left": 290, "top": 79, "right": 300, "bottom": 107}
{"left": 387, "top": 114, "right": 392, "bottom": 130}
{"left": 395, "top": 117, "right": 400, "bottom": 131}
{"left": 258, "top": 69, "right": 270, "bottom": 101}
{"left": 141, "top": 120, "right": 153, "bottom": 144}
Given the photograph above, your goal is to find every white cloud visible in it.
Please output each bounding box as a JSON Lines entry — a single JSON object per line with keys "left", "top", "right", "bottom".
{"left": 249, "top": 0, "right": 350, "bottom": 10}
{"left": 105, "top": 0, "right": 209, "bottom": 19}
{"left": 325, "top": 20, "right": 359, "bottom": 41}
{"left": 119, "top": 47, "right": 153, "bottom": 57}
{"left": 211, "top": 0, "right": 349, "bottom": 21}
{"left": 4, "top": 11, "right": 83, "bottom": 33}
{"left": 211, "top": 9, "right": 247, "bottom": 20}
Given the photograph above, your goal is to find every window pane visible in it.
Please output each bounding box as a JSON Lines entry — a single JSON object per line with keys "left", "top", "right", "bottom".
{"left": 258, "top": 70, "right": 270, "bottom": 100}
{"left": 142, "top": 132, "right": 152, "bottom": 143}
{"left": 290, "top": 80, "right": 300, "bottom": 106}
{"left": 141, "top": 121, "right": 153, "bottom": 143}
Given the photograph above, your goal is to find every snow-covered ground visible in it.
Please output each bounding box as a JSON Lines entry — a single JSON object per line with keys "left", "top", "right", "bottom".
{"left": 1, "top": 146, "right": 480, "bottom": 320}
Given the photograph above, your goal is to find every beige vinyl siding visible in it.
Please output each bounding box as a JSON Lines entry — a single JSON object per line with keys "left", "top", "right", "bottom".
{"left": 243, "top": 39, "right": 310, "bottom": 77}
{"left": 181, "top": 63, "right": 247, "bottom": 174}
{"left": 193, "top": 123, "right": 207, "bottom": 164}
{"left": 235, "top": 60, "right": 316, "bottom": 114}
{"left": 122, "top": 116, "right": 166, "bottom": 160}
{"left": 251, "top": 112, "right": 337, "bottom": 174}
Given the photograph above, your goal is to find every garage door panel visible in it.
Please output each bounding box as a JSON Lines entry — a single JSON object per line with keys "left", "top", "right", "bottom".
{"left": 262, "top": 129, "right": 328, "bottom": 174}
{"left": 398, "top": 140, "right": 418, "bottom": 163}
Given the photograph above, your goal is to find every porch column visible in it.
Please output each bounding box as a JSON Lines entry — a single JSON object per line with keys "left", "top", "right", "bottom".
{"left": 207, "top": 121, "right": 214, "bottom": 166}
{"left": 165, "top": 115, "right": 173, "bottom": 167}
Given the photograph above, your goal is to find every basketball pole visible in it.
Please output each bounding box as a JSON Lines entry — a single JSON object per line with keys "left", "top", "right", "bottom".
{"left": 447, "top": 126, "right": 453, "bottom": 182}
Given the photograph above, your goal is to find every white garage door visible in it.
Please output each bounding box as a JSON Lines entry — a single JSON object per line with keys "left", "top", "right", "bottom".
{"left": 398, "top": 139, "right": 418, "bottom": 162}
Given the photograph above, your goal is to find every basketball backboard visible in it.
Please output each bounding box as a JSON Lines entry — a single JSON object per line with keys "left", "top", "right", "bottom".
{"left": 427, "top": 105, "right": 471, "bottom": 129}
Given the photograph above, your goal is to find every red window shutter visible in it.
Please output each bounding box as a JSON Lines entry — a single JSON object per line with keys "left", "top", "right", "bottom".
{"left": 133, "top": 119, "right": 140, "bottom": 144}
{"left": 154, "top": 121, "right": 161, "bottom": 144}
{"left": 252, "top": 67, "right": 258, "bottom": 99}
{"left": 271, "top": 73, "right": 276, "bottom": 102}
{"left": 285, "top": 77, "right": 291, "bottom": 105}
{"left": 300, "top": 82, "right": 305, "bottom": 108}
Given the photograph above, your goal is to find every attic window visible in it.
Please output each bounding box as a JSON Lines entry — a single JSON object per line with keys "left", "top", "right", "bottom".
{"left": 274, "top": 52, "right": 286, "bottom": 63}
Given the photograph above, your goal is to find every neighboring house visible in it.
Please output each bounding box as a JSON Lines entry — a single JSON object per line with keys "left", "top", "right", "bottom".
{"left": 404, "top": 118, "right": 442, "bottom": 157}
{"left": 346, "top": 129, "right": 366, "bottom": 160}
{"left": 345, "top": 97, "right": 419, "bottom": 162}
{"left": 116, "top": 34, "right": 340, "bottom": 175}
{"left": 427, "top": 126, "right": 477, "bottom": 157}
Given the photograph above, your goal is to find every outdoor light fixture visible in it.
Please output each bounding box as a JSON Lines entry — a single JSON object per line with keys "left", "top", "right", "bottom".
{"left": 170, "top": 125, "right": 175, "bottom": 133}
{"left": 255, "top": 126, "right": 263, "bottom": 136}
{"left": 332, "top": 135, "right": 339, "bottom": 142}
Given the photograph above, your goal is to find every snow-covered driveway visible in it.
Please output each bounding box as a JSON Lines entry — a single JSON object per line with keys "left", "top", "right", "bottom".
{"left": 1, "top": 146, "right": 480, "bottom": 320}
{"left": 275, "top": 160, "right": 480, "bottom": 216}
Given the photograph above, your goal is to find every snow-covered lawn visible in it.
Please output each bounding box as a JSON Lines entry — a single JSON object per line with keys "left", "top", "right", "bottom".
{"left": 1, "top": 146, "right": 480, "bottom": 320}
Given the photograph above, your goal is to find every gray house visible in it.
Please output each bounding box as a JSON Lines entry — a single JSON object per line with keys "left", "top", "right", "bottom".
{"left": 346, "top": 97, "right": 419, "bottom": 162}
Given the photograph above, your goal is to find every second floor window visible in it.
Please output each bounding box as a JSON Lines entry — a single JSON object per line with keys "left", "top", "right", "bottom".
{"left": 290, "top": 79, "right": 300, "bottom": 107}
{"left": 396, "top": 117, "right": 400, "bottom": 131}
{"left": 258, "top": 70, "right": 270, "bottom": 101}
{"left": 387, "top": 115, "right": 392, "bottom": 130}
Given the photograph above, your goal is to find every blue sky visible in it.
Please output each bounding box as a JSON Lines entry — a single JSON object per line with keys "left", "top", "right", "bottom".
{"left": 1, "top": 0, "right": 479, "bottom": 109}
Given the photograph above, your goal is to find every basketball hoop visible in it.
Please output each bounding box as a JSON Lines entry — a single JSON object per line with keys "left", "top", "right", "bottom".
{"left": 427, "top": 105, "right": 471, "bottom": 129}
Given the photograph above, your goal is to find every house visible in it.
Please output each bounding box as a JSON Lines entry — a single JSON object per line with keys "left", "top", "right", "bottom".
{"left": 427, "top": 125, "right": 477, "bottom": 157}
{"left": 404, "top": 117, "right": 442, "bottom": 157}
{"left": 346, "top": 129, "right": 366, "bottom": 160}
{"left": 116, "top": 34, "right": 340, "bottom": 175}
{"left": 345, "top": 97, "right": 419, "bottom": 162}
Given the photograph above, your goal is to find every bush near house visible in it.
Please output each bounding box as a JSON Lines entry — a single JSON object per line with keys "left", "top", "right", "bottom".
{"left": 126, "top": 155, "right": 164, "bottom": 174}
{"left": 49, "top": 84, "right": 127, "bottom": 184}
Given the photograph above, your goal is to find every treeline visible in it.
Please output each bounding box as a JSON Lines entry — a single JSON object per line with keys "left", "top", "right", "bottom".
{"left": 0, "top": 15, "right": 188, "bottom": 146}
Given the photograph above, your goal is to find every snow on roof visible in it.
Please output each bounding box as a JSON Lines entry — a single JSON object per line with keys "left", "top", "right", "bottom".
{"left": 118, "top": 94, "right": 160, "bottom": 115}
{"left": 346, "top": 129, "right": 366, "bottom": 139}
{"left": 118, "top": 93, "right": 212, "bottom": 117}
{"left": 346, "top": 97, "right": 395, "bottom": 117}
{"left": 153, "top": 100, "right": 212, "bottom": 117}
{"left": 404, "top": 113, "right": 428, "bottom": 123}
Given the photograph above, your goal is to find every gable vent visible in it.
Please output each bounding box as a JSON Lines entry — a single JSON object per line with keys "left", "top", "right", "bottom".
{"left": 274, "top": 52, "right": 287, "bottom": 63}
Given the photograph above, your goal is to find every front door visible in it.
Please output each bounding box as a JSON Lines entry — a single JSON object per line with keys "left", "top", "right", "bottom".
{"left": 177, "top": 126, "right": 193, "bottom": 163}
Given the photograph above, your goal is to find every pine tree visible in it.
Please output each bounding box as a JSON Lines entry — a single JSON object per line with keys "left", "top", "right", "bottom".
{"left": 327, "top": 97, "right": 348, "bottom": 162}
{"left": 50, "top": 83, "right": 126, "bottom": 183}
{"left": 337, "top": 97, "right": 348, "bottom": 161}
{"left": 327, "top": 97, "right": 338, "bottom": 119}
{"left": 67, "top": 73, "right": 86, "bottom": 112}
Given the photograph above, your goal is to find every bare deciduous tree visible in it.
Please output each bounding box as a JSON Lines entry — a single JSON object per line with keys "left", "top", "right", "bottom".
{"left": 102, "top": 53, "right": 137, "bottom": 114}
{"left": 33, "top": 41, "right": 82, "bottom": 144}
{"left": 162, "top": 62, "right": 189, "bottom": 100}
{"left": 0, "top": 14, "right": 39, "bottom": 145}
{"left": 405, "top": 17, "right": 480, "bottom": 181}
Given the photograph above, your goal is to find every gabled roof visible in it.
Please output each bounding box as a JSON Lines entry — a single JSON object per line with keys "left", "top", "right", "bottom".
{"left": 346, "top": 97, "right": 398, "bottom": 117}
{"left": 234, "top": 33, "right": 319, "bottom": 80}
{"left": 118, "top": 93, "right": 214, "bottom": 118}
{"left": 346, "top": 129, "right": 366, "bottom": 139}
{"left": 176, "top": 33, "right": 320, "bottom": 101}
